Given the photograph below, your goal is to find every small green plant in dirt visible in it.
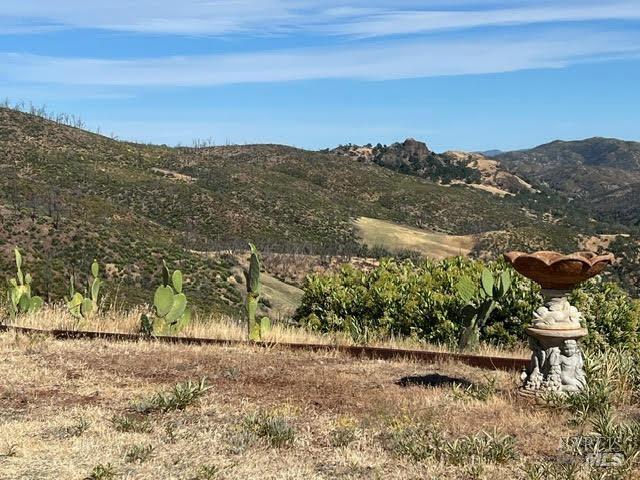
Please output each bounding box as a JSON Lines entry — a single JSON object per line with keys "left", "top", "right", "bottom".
{"left": 85, "top": 463, "right": 117, "bottom": 480}
{"left": 140, "top": 260, "right": 191, "bottom": 336}
{"left": 136, "top": 378, "right": 210, "bottom": 414}
{"left": 521, "top": 461, "right": 581, "bottom": 480}
{"left": 456, "top": 268, "right": 512, "bottom": 350}
{"left": 58, "top": 416, "right": 90, "bottom": 438}
{"left": 452, "top": 376, "right": 498, "bottom": 402}
{"left": 6, "top": 247, "right": 43, "bottom": 318}
{"left": 461, "top": 463, "right": 485, "bottom": 480}
{"left": 164, "top": 422, "right": 178, "bottom": 443}
{"left": 222, "top": 366, "right": 241, "bottom": 381}
{"left": 543, "top": 378, "right": 614, "bottom": 423}
{"left": 384, "top": 420, "right": 515, "bottom": 465}
{"left": 330, "top": 417, "right": 361, "bottom": 447}
{"left": 189, "top": 465, "right": 224, "bottom": 480}
{"left": 226, "top": 427, "right": 258, "bottom": 455}
{"left": 444, "top": 430, "right": 516, "bottom": 466}
{"left": 124, "top": 443, "right": 154, "bottom": 463}
{"left": 110, "top": 414, "right": 152, "bottom": 433}
{"left": 244, "top": 243, "right": 271, "bottom": 341}
{"left": 65, "top": 260, "right": 102, "bottom": 320}
{"left": 522, "top": 455, "right": 636, "bottom": 480}
{"left": 240, "top": 411, "right": 296, "bottom": 448}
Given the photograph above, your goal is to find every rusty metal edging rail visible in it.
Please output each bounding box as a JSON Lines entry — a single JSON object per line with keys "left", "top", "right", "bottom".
{"left": 0, "top": 324, "right": 529, "bottom": 371}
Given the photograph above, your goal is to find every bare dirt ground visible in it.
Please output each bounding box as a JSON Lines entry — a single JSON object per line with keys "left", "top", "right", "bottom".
{"left": 0, "top": 331, "right": 607, "bottom": 480}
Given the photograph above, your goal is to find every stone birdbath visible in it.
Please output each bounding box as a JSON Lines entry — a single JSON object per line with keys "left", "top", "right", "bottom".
{"left": 504, "top": 251, "right": 614, "bottom": 395}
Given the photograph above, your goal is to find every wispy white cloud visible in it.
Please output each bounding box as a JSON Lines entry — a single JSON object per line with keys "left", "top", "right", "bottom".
{"left": 2, "top": 28, "right": 639, "bottom": 87}
{"left": 329, "top": 2, "right": 640, "bottom": 38}
{"left": 0, "top": 0, "right": 314, "bottom": 35}
{"left": 0, "top": 1, "right": 638, "bottom": 36}
{"left": 0, "top": 22, "right": 64, "bottom": 35}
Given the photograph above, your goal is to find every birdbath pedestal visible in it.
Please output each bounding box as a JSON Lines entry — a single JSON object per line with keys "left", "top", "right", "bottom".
{"left": 504, "top": 251, "right": 614, "bottom": 395}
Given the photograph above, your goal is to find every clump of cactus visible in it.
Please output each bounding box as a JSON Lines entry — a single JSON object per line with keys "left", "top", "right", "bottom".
{"left": 456, "top": 268, "right": 512, "bottom": 350}
{"left": 7, "top": 247, "right": 43, "bottom": 318}
{"left": 140, "top": 260, "right": 191, "bottom": 336}
{"left": 65, "top": 260, "right": 102, "bottom": 320}
{"left": 244, "top": 243, "right": 271, "bottom": 341}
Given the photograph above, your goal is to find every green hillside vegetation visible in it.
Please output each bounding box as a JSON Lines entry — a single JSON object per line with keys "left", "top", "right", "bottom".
{"left": 0, "top": 107, "right": 637, "bottom": 315}
{"left": 497, "top": 137, "right": 640, "bottom": 226}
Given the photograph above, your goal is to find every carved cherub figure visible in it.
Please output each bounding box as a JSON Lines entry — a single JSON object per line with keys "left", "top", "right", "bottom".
{"left": 559, "top": 340, "right": 586, "bottom": 393}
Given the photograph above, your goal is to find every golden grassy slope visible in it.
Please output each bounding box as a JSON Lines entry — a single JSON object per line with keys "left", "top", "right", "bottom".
{"left": 354, "top": 217, "right": 476, "bottom": 259}
{"left": 260, "top": 272, "right": 305, "bottom": 318}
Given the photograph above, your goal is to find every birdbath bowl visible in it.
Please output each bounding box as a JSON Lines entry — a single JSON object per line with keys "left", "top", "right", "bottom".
{"left": 504, "top": 251, "right": 614, "bottom": 394}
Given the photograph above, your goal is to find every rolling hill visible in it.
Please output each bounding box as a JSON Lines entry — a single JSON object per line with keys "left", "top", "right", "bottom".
{"left": 496, "top": 137, "right": 640, "bottom": 226}
{"left": 0, "top": 107, "right": 638, "bottom": 315}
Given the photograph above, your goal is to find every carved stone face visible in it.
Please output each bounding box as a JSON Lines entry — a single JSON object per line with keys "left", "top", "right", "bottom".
{"left": 561, "top": 340, "right": 578, "bottom": 356}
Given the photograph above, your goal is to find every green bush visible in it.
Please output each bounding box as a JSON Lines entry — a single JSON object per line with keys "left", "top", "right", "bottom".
{"left": 571, "top": 281, "right": 640, "bottom": 350}
{"left": 295, "top": 257, "right": 539, "bottom": 346}
{"left": 295, "top": 257, "right": 640, "bottom": 349}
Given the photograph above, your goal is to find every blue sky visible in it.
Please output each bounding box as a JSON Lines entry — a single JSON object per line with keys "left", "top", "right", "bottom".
{"left": 1, "top": 1, "right": 639, "bottom": 151}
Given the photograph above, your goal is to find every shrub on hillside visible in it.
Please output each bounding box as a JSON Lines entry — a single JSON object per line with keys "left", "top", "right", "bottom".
{"left": 571, "top": 281, "right": 640, "bottom": 350}
{"left": 295, "top": 257, "right": 640, "bottom": 349}
{"left": 294, "top": 257, "right": 540, "bottom": 346}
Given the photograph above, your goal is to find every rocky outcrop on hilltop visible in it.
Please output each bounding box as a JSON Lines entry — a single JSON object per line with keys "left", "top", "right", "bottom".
{"left": 332, "top": 139, "right": 533, "bottom": 195}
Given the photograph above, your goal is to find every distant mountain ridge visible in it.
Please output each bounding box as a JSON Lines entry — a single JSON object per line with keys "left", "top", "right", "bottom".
{"left": 477, "top": 149, "right": 504, "bottom": 157}
{"left": 496, "top": 137, "right": 640, "bottom": 226}
{"left": 331, "top": 135, "right": 640, "bottom": 225}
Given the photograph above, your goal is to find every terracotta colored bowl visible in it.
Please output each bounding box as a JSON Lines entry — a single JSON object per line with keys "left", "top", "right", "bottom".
{"left": 504, "top": 251, "right": 614, "bottom": 290}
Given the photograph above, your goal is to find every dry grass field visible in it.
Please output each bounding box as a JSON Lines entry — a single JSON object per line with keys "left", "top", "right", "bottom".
{"left": 354, "top": 217, "right": 476, "bottom": 259}
{"left": 3, "top": 306, "right": 530, "bottom": 359}
{"left": 2, "top": 331, "right": 636, "bottom": 480}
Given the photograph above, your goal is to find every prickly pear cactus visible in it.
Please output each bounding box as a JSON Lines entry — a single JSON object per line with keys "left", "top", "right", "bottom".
{"left": 65, "top": 260, "right": 102, "bottom": 320}
{"left": 244, "top": 243, "right": 270, "bottom": 341}
{"left": 260, "top": 316, "right": 271, "bottom": 336}
{"left": 7, "top": 247, "right": 43, "bottom": 318}
{"left": 456, "top": 268, "right": 512, "bottom": 350}
{"left": 146, "top": 260, "right": 191, "bottom": 335}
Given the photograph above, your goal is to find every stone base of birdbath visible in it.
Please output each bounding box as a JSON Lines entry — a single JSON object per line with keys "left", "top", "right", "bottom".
{"left": 520, "top": 291, "right": 587, "bottom": 395}
{"left": 521, "top": 327, "right": 588, "bottom": 395}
